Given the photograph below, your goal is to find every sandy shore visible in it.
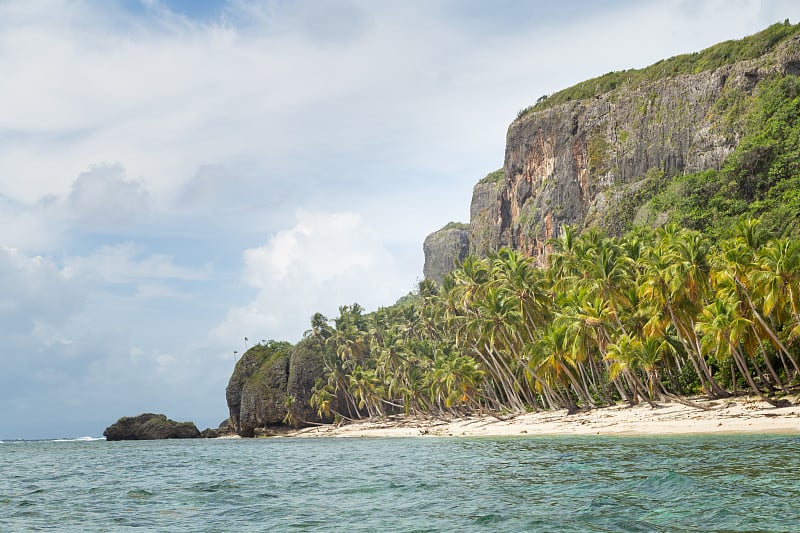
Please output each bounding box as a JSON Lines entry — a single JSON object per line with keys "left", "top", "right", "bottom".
{"left": 285, "top": 395, "right": 800, "bottom": 438}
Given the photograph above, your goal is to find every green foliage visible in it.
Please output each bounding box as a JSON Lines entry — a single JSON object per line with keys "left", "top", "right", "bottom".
{"left": 478, "top": 168, "right": 504, "bottom": 185}
{"left": 646, "top": 74, "right": 800, "bottom": 238}
{"left": 521, "top": 21, "right": 800, "bottom": 117}
{"left": 271, "top": 218, "right": 800, "bottom": 425}
{"left": 587, "top": 130, "right": 611, "bottom": 176}
{"left": 236, "top": 340, "right": 292, "bottom": 371}
{"left": 440, "top": 221, "right": 470, "bottom": 231}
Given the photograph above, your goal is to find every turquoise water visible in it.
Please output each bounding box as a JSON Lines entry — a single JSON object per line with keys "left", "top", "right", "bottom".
{"left": 1, "top": 435, "right": 799, "bottom": 532}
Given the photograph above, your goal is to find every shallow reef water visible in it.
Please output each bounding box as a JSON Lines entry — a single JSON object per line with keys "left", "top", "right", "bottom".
{"left": 1, "top": 434, "right": 799, "bottom": 532}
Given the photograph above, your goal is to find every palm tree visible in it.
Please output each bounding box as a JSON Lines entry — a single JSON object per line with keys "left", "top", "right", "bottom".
{"left": 751, "top": 238, "right": 800, "bottom": 378}
{"left": 558, "top": 290, "right": 627, "bottom": 405}
{"left": 696, "top": 295, "right": 786, "bottom": 406}
{"left": 716, "top": 224, "right": 799, "bottom": 392}
{"left": 528, "top": 323, "right": 592, "bottom": 411}
{"left": 639, "top": 227, "right": 729, "bottom": 397}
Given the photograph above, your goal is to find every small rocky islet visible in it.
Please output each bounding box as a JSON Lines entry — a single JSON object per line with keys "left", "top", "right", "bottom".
{"left": 102, "top": 413, "right": 234, "bottom": 441}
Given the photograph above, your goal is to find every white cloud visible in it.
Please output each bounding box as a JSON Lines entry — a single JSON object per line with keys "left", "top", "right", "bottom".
{"left": 0, "top": 194, "right": 66, "bottom": 251}
{"left": 0, "top": 247, "right": 85, "bottom": 336}
{"left": 63, "top": 242, "right": 210, "bottom": 284}
{"left": 243, "top": 210, "right": 381, "bottom": 287}
{"left": 212, "top": 209, "right": 409, "bottom": 344}
{"left": 67, "top": 163, "right": 150, "bottom": 228}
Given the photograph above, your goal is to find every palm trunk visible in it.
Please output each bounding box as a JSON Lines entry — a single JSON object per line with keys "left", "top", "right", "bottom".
{"left": 727, "top": 339, "right": 783, "bottom": 407}
{"left": 740, "top": 278, "right": 800, "bottom": 374}
{"left": 560, "top": 362, "right": 596, "bottom": 408}
{"left": 752, "top": 327, "right": 786, "bottom": 392}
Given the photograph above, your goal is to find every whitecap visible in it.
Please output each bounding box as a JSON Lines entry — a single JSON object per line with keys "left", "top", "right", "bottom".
{"left": 52, "top": 436, "right": 106, "bottom": 442}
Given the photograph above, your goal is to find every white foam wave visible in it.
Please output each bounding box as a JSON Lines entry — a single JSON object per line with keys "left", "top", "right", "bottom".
{"left": 52, "top": 436, "right": 106, "bottom": 442}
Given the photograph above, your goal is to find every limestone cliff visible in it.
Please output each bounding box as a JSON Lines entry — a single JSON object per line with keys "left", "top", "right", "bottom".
{"left": 469, "top": 169, "right": 505, "bottom": 257}
{"left": 423, "top": 22, "right": 800, "bottom": 277}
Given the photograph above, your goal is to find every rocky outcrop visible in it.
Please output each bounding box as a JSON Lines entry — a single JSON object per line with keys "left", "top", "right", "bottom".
{"left": 422, "top": 223, "right": 470, "bottom": 284}
{"left": 422, "top": 27, "right": 800, "bottom": 275}
{"left": 226, "top": 338, "right": 330, "bottom": 437}
{"left": 199, "top": 419, "right": 235, "bottom": 438}
{"left": 103, "top": 413, "right": 200, "bottom": 441}
{"left": 286, "top": 337, "right": 329, "bottom": 426}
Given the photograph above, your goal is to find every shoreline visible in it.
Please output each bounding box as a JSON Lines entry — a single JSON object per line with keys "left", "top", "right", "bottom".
{"left": 282, "top": 394, "right": 800, "bottom": 438}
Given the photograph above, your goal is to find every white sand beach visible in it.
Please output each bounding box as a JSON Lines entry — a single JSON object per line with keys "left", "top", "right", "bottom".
{"left": 285, "top": 395, "right": 800, "bottom": 438}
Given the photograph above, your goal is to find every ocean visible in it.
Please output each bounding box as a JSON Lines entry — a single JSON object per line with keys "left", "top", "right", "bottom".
{"left": 1, "top": 434, "right": 798, "bottom": 532}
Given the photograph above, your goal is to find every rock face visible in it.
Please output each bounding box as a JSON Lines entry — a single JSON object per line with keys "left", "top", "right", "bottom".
{"left": 226, "top": 338, "right": 329, "bottom": 437}
{"left": 422, "top": 223, "right": 470, "bottom": 284}
{"left": 103, "top": 413, "right": 200, "bottom": 441}
{"left": 422, "top": 29, "right": 800, "bottom": 275}
{"left": 286, "top": 337, "right": 329, "bottom": 426}
{"left": 500, "top": 68, "right": 737, "bottom": 262}
{"left": 469, "top": 170, "right": 505, "bottom": 257}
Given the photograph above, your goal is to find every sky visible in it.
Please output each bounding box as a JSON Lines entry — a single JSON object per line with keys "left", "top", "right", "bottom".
{"left": 3, "top": 0, "right": 800, "bottom": 439}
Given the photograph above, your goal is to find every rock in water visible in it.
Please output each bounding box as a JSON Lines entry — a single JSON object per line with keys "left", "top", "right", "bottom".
{"left": 103, "top": 413, "right": 201, "bottom": 441}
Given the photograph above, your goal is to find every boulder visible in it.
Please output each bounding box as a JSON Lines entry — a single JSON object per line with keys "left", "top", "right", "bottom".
{"left": 199, "top": 418, "right": 236, "bottom": 438}
{"left": 103, "top": 413, "right": 200, "bottom": 441}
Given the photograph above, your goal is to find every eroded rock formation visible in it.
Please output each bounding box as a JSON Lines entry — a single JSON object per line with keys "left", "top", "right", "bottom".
{"left": 226, "top": 338, "right": 330, "bottom": 437}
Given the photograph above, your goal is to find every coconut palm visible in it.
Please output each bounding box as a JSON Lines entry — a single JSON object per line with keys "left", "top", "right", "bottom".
{"left": 695, "top": 295, "right": 787, "bottom": 405}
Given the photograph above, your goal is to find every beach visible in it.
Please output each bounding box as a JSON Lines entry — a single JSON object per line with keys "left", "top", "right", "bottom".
{"left": 286, "top": 395, "right": 800, "bottom": 438}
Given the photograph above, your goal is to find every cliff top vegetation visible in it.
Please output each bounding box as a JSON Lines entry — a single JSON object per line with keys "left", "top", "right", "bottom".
{"left": 520, "top": 20, "right": 800, "bottom": 118}
{"left": 439, "top": 221, "right": 470, "bottom": 231}
{"left": 477, "top": 168, "right": 504, "bottom": 185}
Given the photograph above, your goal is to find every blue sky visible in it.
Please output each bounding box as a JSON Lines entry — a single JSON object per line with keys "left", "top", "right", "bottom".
{"left": 2, "top": 0, "right": 800, "bottom": 439}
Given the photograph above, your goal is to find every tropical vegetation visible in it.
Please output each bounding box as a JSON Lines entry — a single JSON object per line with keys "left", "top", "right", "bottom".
{"left": 521, "top": 20, "right": 800, "bottom": 116}
{"left": 236, "top": 21, "right": 800, "bottom": 426}
{"left": 304, "top": 219, "right": 800, "bottom": 423}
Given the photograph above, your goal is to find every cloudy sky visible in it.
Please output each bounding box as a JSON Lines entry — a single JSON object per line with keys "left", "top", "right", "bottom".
{"left": 3, "top": 0, "right": 799, "bottom": 439}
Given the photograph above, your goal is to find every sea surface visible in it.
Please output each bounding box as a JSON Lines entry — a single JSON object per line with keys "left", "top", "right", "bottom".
{"left": 1, "top": 434, "right": 799, "bottom": 532}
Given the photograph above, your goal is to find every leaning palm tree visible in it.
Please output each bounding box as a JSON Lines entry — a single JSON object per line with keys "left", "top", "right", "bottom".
{"left": 639, "top": 227, "right": 729, "bottom": 398}
{"left": 696, "top": 295, "right": 786, "bottom": 406}
{"left": 751, "top": 238, "right": 800, "bottom": 378}
{"left": 717, "top": 229, "right": 798, "bottom": 390}
{"left": 604, "top": 333, "right": 658, "bottom": 407}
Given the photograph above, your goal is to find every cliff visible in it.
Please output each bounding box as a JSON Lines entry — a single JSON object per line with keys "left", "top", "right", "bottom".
{"left": 424, "top": 21, "right": 800, "bottom": 276}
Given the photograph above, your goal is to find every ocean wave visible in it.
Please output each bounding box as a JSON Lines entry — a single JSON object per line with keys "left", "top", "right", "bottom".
{"left": 52, "top": 436, "right": 106, "bottom": 442}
